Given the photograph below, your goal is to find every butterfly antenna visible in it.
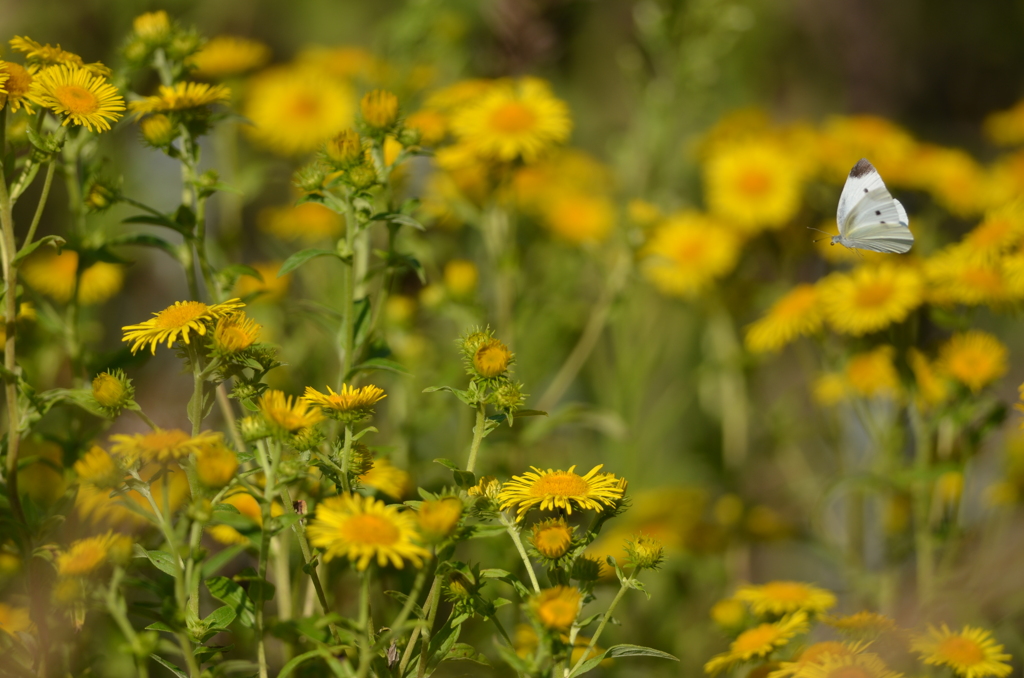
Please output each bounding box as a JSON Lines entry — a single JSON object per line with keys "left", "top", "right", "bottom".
{"left": 811, "top": 236, "right": 829, "bottom": 243}
{"left": 807, "top": 226, "right": 832, "bottom": 236}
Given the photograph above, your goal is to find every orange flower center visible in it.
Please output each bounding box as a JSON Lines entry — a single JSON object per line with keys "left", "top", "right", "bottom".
{"left": 737, "top": 168, "right": 772, "bottom": 197}
{"left": 538, "top": 597, "right": 577, "bottom": 629}
{"left": 853, "top": 280, "right": 894, "bottom": 309}
{"left": 672, "top": 236, "right": 707, "bottom": 263}
{"left": 154, "top": 301, "right": 209, "bottom": 329}
{"left": 140, "top": 429, "right": 191, "bottom": 454}
{"left": 289, "top": 93, "right": 322, "bottom": 120}
{"left": 733, "top": 624, "right": 780, "bottom": 654}
{"left": 343, "top": 513, "right": 399, "bottom": 545}
{"left": 4, "top": 64, "right": 32, "bottom": 96}
{"left": 530, "top": 472, "right": 588, "bottom": 498}
{"left": 960, "top": 267, "right": 1003, "bottom": 294}
{"left": 489, "top": 102, "right": 537, "bottom": 134}
{"left": 55, "top": 84, "right": 100, "bottom": 115}
{"left": 938, "top": 636, "right": 985, "bottom": 665}
{"left": 775, "top": 289, "right": 816, "bottom": 319}
{"left": 760, "top": 582, "right": 810, "bottom": 602}
{"left": 534, "top": 526, "right": 572, "bottom": 556}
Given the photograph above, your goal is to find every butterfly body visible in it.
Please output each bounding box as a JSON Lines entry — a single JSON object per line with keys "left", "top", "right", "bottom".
{"left": 832, "top": 158, "right": 913, "bottom": 254}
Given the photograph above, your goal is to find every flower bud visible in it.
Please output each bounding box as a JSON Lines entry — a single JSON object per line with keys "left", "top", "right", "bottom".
{"left": 294, "top": 162, "right": 329, "bottom": 194}
{"left": 418, "top": 497, "right": 463, "bottom": 543}
{"left": 325, "top": 129, "right": 363, "bottom": 169}
{"left": 346, "top": 164, "right": 378, "bottom": 190}
{"left": 443, "top": 259, "right": 478, "bottom": 298}
{"left": 531, "top": 518, "right": 573, "bottom": 559}
{"left": 361, "top": 89, "right": 399, "bottom": 131}
{"left": 84, "top": 179, "right": 120, "bottom": 213}
{"left": 625, "top": 534, "right": 664, "bottom": 571}
{"left": 473, "top": 338, "right": 512, "bottom": 378}
{"left": 195, "top": 440, "right": 239, "bottom": 489}
{"left": 239, "top": 415, "right": 271, "bottom": 443}
{"left": 133, "top": 10, "right": 171, "bottom": 44}
{"left": 140, "top": 114, "right": 176, "bottom": 147}
{"left": 92, "top": 370, "right": 134, "bottom": 414}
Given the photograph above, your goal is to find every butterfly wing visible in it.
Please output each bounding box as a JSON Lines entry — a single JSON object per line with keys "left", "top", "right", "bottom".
{"left": 836, "top": 158, "right": 886, "bottom": 237}
{"left": 837, "top": 159, "right": 914, "bottom": 253}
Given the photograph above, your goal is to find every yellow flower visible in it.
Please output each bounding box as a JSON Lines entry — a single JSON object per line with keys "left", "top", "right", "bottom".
{"left": 110, "top": 429, "right": 222, "bottom": 466}
{"left": 625, "top": 533, "right": 664, "bottom": 570}
{"left": 798, "top": 653, "right": 902, "bottom": 678}
{"left": 498, "top": 464, "right": 624, "bottom": 522}
{"left": 129, "top": 82, "right": 231, "bottom": 116}
{"left": 417, "top": 497, "right": 463, "bottom": 542}
{"left": 244, "top": 65, "right": 355, "bottom": 155}
{"left": 29, "top": 65, "right": 124, "bottom": 133}
{"left": 815, "top": 115, "right": 918, "bottom": 185}
{"left": 846, "top": 346, "right": 901, "bottom": 399}
{"left": 938, "top": 331, "right": 1008, "bottom": 393}
{"left": 907, "top": 349, "right": 950, "bottom": 409}
{"left": 924, "top": 247, "right": 1010, "bottom": 307}
{"left": 295, "top": 45, "right": 378, "bottom": 82}
{"left": 735, "top": 581, "right": 836, "bottom": 617}
{"left": 0, "top": 602, "right": 32, "bottom": 637}
{"left": 132, "top": 11, "right": 171, "bottom": 42}
{"left": 769, "top": 641, "right": 866, "bottom": 678}
{"left": 531, "top": 517, "right": 574, "bottom": 559}
{"left": 20, "top": 248, "right": 124, "bottom": 305}
{"left": 711, "top": 598, "right": 748, "bottom": 628}
{"left": 303, "top": 383, "right": 386, "bottom": 422}
{"left": 307, "top": 492, "right": 429, "bottom": 570}
{"left": 452, "top": 77, "right": 571, "bottom": 163}
{"left": 817, "top": 264, "right": 923, "bottom": 336}
{"left": 404, "top": 108, "right": 447, "bottom": 146}
{"left": 443, "top": 259, "right": 478, "bottom": 297}
{"left": 468, "top": 475, "right": 502, "bottom": 499}
{"left": 532, "top": 586, "right": 582, "bottom": 631}
{"left": 985, "top": 99, "right": 1024, "bottom": 146}
{"left": 361, "top": 89, "right": 399, "bottom": 130}
{"left": 0, "top": 62, "right": 35, "bottom": 112}
{"left": 10, "top": 36, "right": 110, "bottom": 77}
{"left": 473, "top": 338, "right": 512, "bottom": 378}
{"left": 259, "top": 201, "right": 344, "bottom": 242}
{"left": 912, "top": 626, "right": 1012, "bottom": 678}
{"left": 92, "top": 370, "right": 133, "bottom": 410}
{"left": 745, "top": 284, "right": 822, "bottom": 353}
{"left": 821, "top": 612, "right": 898, "bottom": 639}
{"left": 195, "top": 439, "right": 239, "bottom": 489}
{"left": 73, "top": 446, "right": 122, "bottom": 489}
{"left": 919, "top": 147, "right": 988, "bottom": 217}
{"left": 208, "top": 491, "right": 263, "bottom": 544}
{"left": 56, "top": 531, "right": 131, "bottom": 576}
{"left": 259, "top": 390, "right": 325, "bottom": 434}
{"left": 324, "top": 128, "right": 363, "bottom": 168}
{"left": 121, "top": 298, "right": 244, "bottom": 354}
{"left": 704, "top": 612, "right": 810, "bottom": 675}
{"left": 233, "top": 261, "right": 291, "bottom": 303}
{"left": 961, "top": 204, "right": 1024, "bottom": 256}
{"left": 139, "top": 113, "right": 176, "bottom": 146}
{"left": 212, "top": 313, "right": 262, "bottom": 353}
{"left": 18, "top": 439, "right": 66, "bottom": 506}
{"left": 76, "top": 463, "right": 189, "bottom": 527}
{"left": 188, "top": 36, "right": 270, "bottom": 79}
{"left": 78, "top": 261, "right": 125, "bottom": 305}
{"left": 359, "top": 458, "right": 412, "bottom": 500}
{"left": 539, "top": 192, "right": 615, "bottom": 244}
{"left": 705, "top": 139, "right": 803, "bottom": 232}
{"left": 641, "top": 211, "right": 741, "bottom": 298}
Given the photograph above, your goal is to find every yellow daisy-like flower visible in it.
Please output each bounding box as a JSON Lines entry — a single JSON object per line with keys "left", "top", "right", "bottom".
{"left": 452, "top": 77, "right": 571, "bottom": 163}
{"left": 92, "top": 370, "right": 133, "bottom": 411}
{"left": 188, "top": 36, "right": 270, "bottom": 79}
{"left": 243, "top": 65, "right": 355, "bottom": 156}
{"left": 79, "top": 261, "right": 125, "bottom": 305}
{"left": 532, "top": 585, "right": 582, "bottom": 631}
{"left": 705, "top": 612, "right": 810, "bottom": 676}
{"left": 233, "top": 261, "right": 292, "bottom": 303}
{"left": 110, "top": 429, "right": 223, "bottom": 466}
{"left": 307, "top": 492, "right": 429, "bottom": 570}
{"left": 815, "top": 115, "right": 918, "bottom": 185}
{"left": 303, "top": 384, "right": 386, "bottom": 419}
{"left": 908, "top": 348, "right": 951, "bottom": 410}
{"left": 961, "top": 204, "right": 1024, "bottom": 256}
{"left": 912, "top": 626, "right": 1013, "bottom": 678}
{"left": 531, "top": 517, "right": 574, "bottom": 559}
{"left": 845, "top": 346, "right": 901, "bottom": 399}
{"left": 129, "top": 81, "right": 231, "bottom": 116}
{"left": 132, "top": 11, "right": 171, "bottom": 43}
{"left": 822, "top": 612, "right": 898, "bottom": 640}
{"left": 817, "top": 264, "right": 923, "bottom": 336}
{"left": 745, "top": 284, "right": 822, "bottom": 353}
{"left": 404, "top": 108, "right": 447, "bottom": 146}
{"left": 769, "top": 641, "right": 866, "bottom": 678}
{"left": 938, "top": 331, "right": 1008, "bottom": 393}
{"left": 920, "top": 147, "right": 988, "bottom": 217}
{"left": 705, "top": 139, "right": 804, "bottom": 232}
{"left": 735, "top": 581, "right": 837, "bottom": 617}
{"left": 641, "top": 211, "right": 741, "bottom": 298}
{"left": 195, "top": 439, "right": 239, "bottom": 489}
{"left": 121, "top": 298, "right": 245, "bottom": 354}
{"left": 0, "top": 602, "right": 32, "bottom": 637}
{"left": 538, "top": 192, "right": 615, "bottom": 245}
{"left": 56, "top": 531, "right": 131, "bottom": 576}
{"left": 417, "top": 497, "right": 463, "bottom": 543}
{"left": 29, "top": 65, "right": 124, "bottom": 133}
{"left": 10, "top": 36, "right": 109, "bottom": 77}
{"left": 19, "top": 249, "right": 124, "bottom": 305}
{"left": 359, "top": 458, "right": 412, "bottom": 500}
{"left": 74, "top": 445, "right": 122, "bottom": 489}
{"left": 212, "top": 312, "right": 262, "bottom": 353}
{"left": 498, "top": 464, "right": 624, "bottom": 522}
{"left": 258, "top": 390, "right": 325, "bottom": 434}
{"left": 924, "top": 247, "right": 1010, "bottom": 307}
{"left": 0, "top": 62, "right": 35, "bottom": 112}
{"left": 259, "top": 201, "right": 345, "bottom": 243}
{"left": 799, "top": 653, "right": 902, "bottom": 678}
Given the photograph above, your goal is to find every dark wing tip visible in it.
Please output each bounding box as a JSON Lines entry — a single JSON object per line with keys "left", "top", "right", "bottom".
{"left": 849, "top": 158, "right": 876, "bottom": 178}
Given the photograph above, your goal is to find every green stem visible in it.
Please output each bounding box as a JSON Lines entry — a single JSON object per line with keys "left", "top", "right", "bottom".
{"left": 22, "top": 159, "right": 58, "bottom": 249}
{"left": 371, "top": 563, "right": 429, "bottom": 654}
{"left": 569, "top": 573, "right": 633, "bottom": 675}
{"left": 356, "top": 569, "right": 373, "bottom": 677}
{"left": 465, "top": 402, "right": 486, "bottom": 474}
{"left": 339, "top": 425, "right": 353, "bottom": 493}
{"left": 105, "top": 568, "right": 150, "bottom": 678}
{"left": 280, "top": 486, "right": 336, "bottom": 617}
{"left": 398, "top": 575, "right": 438, "bottom": 676}
{"left": 216, "top": 384, "right": 246, "bottom": 453}
{"left": 502, "top": 514, "right": 541, "bottom": 593}
{"left": 339, "top": 193, "right": 357, "bottom": 386}
{"left": 132, "top": 407, "right": 160, "bottom": 430}
{"left": 255, "top": 496, "right": 273, "bottom": 678}
{"left": 415, "top": 573, "right": 442, "bottom": 678}
{"left": 909, "top": 405, "right": 935, "bottom": 607}
{"left": 187, "top": 344, "right": 205, "bottom": 437}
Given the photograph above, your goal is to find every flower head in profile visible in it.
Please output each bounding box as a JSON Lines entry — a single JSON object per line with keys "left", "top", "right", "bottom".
{"left": 625, "top": 533, "right": 665, "bottom": 570}
{"left": 735, "top": 581, "right": 836, "bottom": 617}
{"left": 73, "top": 446, "right": 123, "bottom": 490}
{"left": 56, "top": 531, "right": 132, "bottom": 577}
{"left": 258, "top": 390, "right": 324, "bottom": 435}
{"left": 938, "top": 331, "right": 1008, "bottom": 393}
{"left": 498, "top": 464, "right": 624, "bottom": 522}
{"left": 822, "top": 612, "right": 898, "bottom": 640}
{"left": 817, "top": 264, "right": 923, "bottom": 336}
{"left": 303, "top": 384, "right": 386, "bottom": 423}
{"left": 911, "top": 625, "right": 1012, "bottom": 678}
{"left": 307, "top": 492, "right": 429, "bottom": 570}
{"left": 641, "top": 211, "right": 741, "bottom": 298}
{"left": 29, "top": 65, "right": 124, "bottom": 133}
{"left": 705, "top": 138, "right": 804, "bottom": 232}
{"left": 768, "top": 641, "right": 867, "bottom": 678}
{"left": 259, "top": 202, "right": 345, "bottom": 243}
{"left": 798, "top": 653, "right": 902, "bottom": 678}
{"left": 452, "top": 77, "right": 571, "bottom": 163}
{"left": 746, "top": 285, "right": 823, "bottom": 353}
{"left": 129, "top": 82, "right": 230, "bottom": 116}
{"left": 0, "top": 62, "right": 35, "bottom": 113}
{"left": 417, "top": 497, "right": 463, "bottom": 543}
{"left": 532, "top": 586, "right": 582, "bottom": 631}
{"left": 704, "top": 612, "right": 809, "bottom": 675}
{"left": 122, "top": 298, "right": 244, "bottom": 354}
{"left": 359, "top": 458, "right": 412, "bottom": 500}
{"left": 361, "top": 89, "right": 399, "bottom": 131}
{"left": 531, "top": 517, "right": 574, "bottom": 560}
{"left": 845, "top": 346, "right": 902, "bottom": 400}
{"left": 924, "top": 247, "right": 1010, "bottom": 307}
{"left": 212, "top": 313, "right": 262, "bottom": 354}
{"left": 11, "top": 36, "right": 110, "bottom": 77}
{"left": 110, "top": 429, "right": 222, "bottom": 466}
{"left": 188, "top": 35, "right": 270, "bottom": 79}
{"left": 132, "top": 11, "right": 171, "bottom": 43}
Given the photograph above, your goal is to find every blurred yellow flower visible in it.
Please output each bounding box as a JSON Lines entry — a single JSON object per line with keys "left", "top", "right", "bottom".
{"left": 0, "top": 62, "right": 35, "bottom": 113}
{"left": 821, "top": 611, "right": 898, "bottom": 639}
{"left": 29, "top": 65, "right": 124, "bottom": 133}
{"left": 234, "top": 262, "right": 291, "bottom": 302}
{"left": 499, "top": 464, "right": 623, "bottom": 522}
{"left": 361, "top": 89, "right": 398, "bottom": 130}
{"left": 139, "top": 113, "right": 175, "bottom": 145}
{"left": 735, "top": 581, "right": 836, "bottom": 617}
{"left": 816, "top": 115, "right": 918, "bottom": 185}
{"left": 705, "top": 139, "right": 803, "bottom": 231}
{"left": 11, "top": 36, "right": 109, "bottom": 77}
{"left": 453, "top": 77, "right": 571, "bottom": 163}
{"left": 17, "top": 439, "right": 66, "bottom": 506}
{"left": 704, "top": 612, "right": 809, "bottom": 676}
{"left": 57, "top": 532, "right": 131, "bottom": 576}
{"left": 295, "top": 45, "right": 377, "bottom": 82}
{"left": 532, "top": 586, "right": 581, "bottom": 630}
{"left": 122, "top": 298, "right": 244, "bottom": 354}
{"left": 800, "top": 653, "right": 901, "bottom": 678}
{"left": 76, "top": 462, "right": 189, "bottom": 527}
{"left": 74, "top": 445, "right": 122, "bottom": 490}
{"left": 132, "top": 11, "right": 170, "bottom": 42}
{"left": 129, "top": 82, "right": 230, "bottom": 116}
{"left": 404, "top": 108, "right": 447, "bottom": 146}
{"left": 0, "top": 602, "right": 31, "bottom": 637}
{"left": 710, "top": 598, "right": 747, "bottom": 628}
{"left": 425, "top": 78, "right": 495, "bottom": 112}
{"left": 244, "top": 65, "right": 354, "bottom": 155}
{"left": 189, "top": 36, "right": 270, "bottom": 79}
{"left": 530, "top": 517, "right": 574, "bottom": 559}
{"left": 443, "top": 259, "right": 478, "bottom": 297}
{"left": 259, "top": 390, "right": 324, "bottom": 434}
{"left": 539, "top": 191, "right": 615, "bottom": 244}
{"left": 817, "top": 264, "right": 923, "bottom": 335}
{"left": 984, "top": 98, "right": 1024, "bottom": 146}
{"left": 768, "top": 641, "right": 865, "bottom": 678}
{"left": 111, "top": 429, "right": 222, "bottom": 466}
{"left": 911, "top": 625, "right": 1012, "bottom": 678}
{"left": 907, "top": 348, "right": 950, "bottom": 409}
{"left": 307, "top": 492, "right": 428, "bottom": 570}
{"left": 195, "top": 440, "right": 238, "bottom": 489}
{"left": 641, "top": 212, "right": 741, "bottom": 297}
{"left": 745, "top": 284, "right": 822, "bottom": 353}
{"left": 359, "top": 458, "right": 412, "bottom": 500}
{"left": 512, "top": 149, "right": 612, "bottom": 209}
{"left": 925, "top": 247, "right": 1010, "bottom": 306}
{"left": 79, "top": 261, "right": 125, "bottom": 305}
{"left": 417, "top": 497, "right": 463, "bottom": 543}
{"left": 938, "top": 330, "right": 1008, "bottom": 393}
{"left": 961, "top": 204, "right": 1024, "bottom": 256}
{"left": 845, "top": 346, "right": 901, "bottom": 399}
{"left": 259, "top": 202, "right": 344, "bottom": 242}
{"left": 918, "top": 146, "right": 988, "bottom": 216}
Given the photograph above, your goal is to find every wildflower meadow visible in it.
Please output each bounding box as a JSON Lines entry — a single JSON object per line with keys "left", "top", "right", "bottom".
{"left": 2, "top": 2, "right": 1024, "bottom": 677}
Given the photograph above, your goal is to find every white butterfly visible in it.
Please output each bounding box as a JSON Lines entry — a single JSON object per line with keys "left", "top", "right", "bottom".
{"left": 831, "top": 158, "right": 913, "bottom": 253}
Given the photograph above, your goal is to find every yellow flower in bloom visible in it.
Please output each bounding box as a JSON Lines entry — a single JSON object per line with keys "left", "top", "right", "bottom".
{"left": 110, "top": 429, "right": 222, "bottom": 466}
{"left": 512, "top": 149, "right": 612, "bottom": 210}
{"left": 907, "top": 348, "right": 950, "bottom": 409}
{"left": 417, "top": 497, "right": 463, "bottom": 542}
{"left": 259, "top": 390, "right": 324, "bottom": 434}
{"left": 56, "top": 531, "right": 130, "bottom": 576}
{"left": 129, "top": 82, "right": 231, "bottom": 116}
{"left": 452, "top": 77, "right": 571, "bottom": 163}
{"left": 303, "top": 384, "right": 386, "bottom": 420}
{"left": 745, "top": 285, "right": 822, "bottom": 353}
{"left": 768, "top": 641, "right": 866, "bottom": 678}
{"left": 361, "top": 89, "right": 399, "bottom": 130}
{"left": 78, "top": 261, "right": 125, "bottom": 305}
{"left": 359, "top": 458, "right": 412, "bottom": 500}
{"left": 531, "top": 517, "right": 574, "bottom": 559}
{"left": 0, "top": 602, "right": 31, "bottom": 637}
{"left": 404, "top": 108, "right": 447, "bottom": 146}
{"left": 19, "top": 248, "right": 83, "bottom": 304}
{"left": 641, "top": 211, "right": 741, "bottom": 298}
{"left": 425, "top": 78, "right": 495, "bottom": 112}
{"left": 735, "top": 581, "right": 836, "bottom": 617}
{"left": 799, "top": 653, "right": 902, "bottom": 678}
{"left": 532, "top": 586, "right": 582, "bottom": 631}
{"left": 817, "top": 264, "right": 923, "bottom": 336}
{"left": 244, "top": 65, "right": 354, "bottom": 155}
{"left": 212, "top": 312, "right": 261, "bottom": 353}
{"left": 845, "top": 346, "right": 901, "bottom": 399}
{"left": 815, "top": 115, "right": 918, "bottom": 184}
{"left": 132, "top": 11, "right": 171, "bottom": 42}
{"left": 0, "top": 62, "right": 35, "bottom": 113}
{"left": 77, "top": 463, "right": 189, "bottom": 527}
{"left": 10, "top": 36, "right": 110, "bottom": 77}
{"left": 705, "top": 139, "right": 803, "bottom": 232}
{"left": 711, "top": 598, "right": 748, "bottom": 628}
{"left": 195, "top": 439, "right": 239, "bottom": 489}
{"left": 704, "top": 612, "right": 810, "bottom": 675}
{"left": 295, "top": 45, "right": 378, "bottom": 82}
{"left": 911, "top": 626, "right": 1012, "bottom": 678}
{"left": 188, "top": 36, "right": 270, "bottom": 79}
{"left": 938, "top": 331, "right": 1008, "bottom": 393}
{"left": 307, "top": 492, "right": 428, "bottom": 570}
{"left": 29, "top": 65, "right": 124, "bottom": 133}
{"left": 821, "top": 612, "right": 898, "bottom": 639}
{"left": 233, "top": 262, "right": 291, "bottom": 303}
{"left": 539, "top": 192, "right": 615, "bottom": 244}
{"left": 208, "top": 491, "right": 263, "bottom": 544}
{"left": 498, "top": 464, "right": 624, "bottom": 522}
{"left": 443, "top": 259, "right": 478, "bottom": 297}
{"left": 259, "top": 202, "right": 344, "bottom": 242}
{"left": 924, "top": 247, "right": 1010, "bottom": 306}
{"left": 473, "top": 338, "right": 512, "bottom": 378}
{"left": 122, "top": 298, "right": 244, "bottom": 354}
{"left": 918, "top": 146, "right": 988, "bottom": 217}
{"left": 73, "top": 445, "right": 122, "bottom": 489}
{"left": 961, "top": 204, "right": 1024, "bottom": 256}
{"left": 139, "top": 113, "right": 176, "bottom": 146}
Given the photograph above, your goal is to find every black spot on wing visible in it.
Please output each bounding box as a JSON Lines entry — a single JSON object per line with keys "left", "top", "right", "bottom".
{"left": 849, "top": 158, "right": 875, "bottom": 179}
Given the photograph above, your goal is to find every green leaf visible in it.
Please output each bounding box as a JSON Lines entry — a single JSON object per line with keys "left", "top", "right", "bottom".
{"left": 445, "top": 643, "right": 489, "bottom": 665}
{"left": 422, "top": 385, "right": 475, "bottom": 406}
{"left": 432, "top": 458, "right": 460, "bottom": 471}
{"left": 135, "top": 546, "right": 179, "bottom": 577}
{"left": 145, "top": 621, "right": 176, "bottom": 633}
{"left": 345, "top": 357, "right": 412, "bottom": 381}
{"left": 201, "top": 544, "right": 247, "bottom": 578}
{"left": 463, "top": 524, "right": 505, "bottom": 539}
{"left": 174, "top": 204, "right": 196, "bottom": 233}
{"left": 278, "top": 248, "right": 340, "bottom": 277}
{"left": 187, "top": 380, "right": 217, "bottom": 432}
{"left": 206, "top": 576, "right": 256, "bottom": 628}
{"left": 122, "top": 212, "right": 185, "bottom": 233}
{"left": 568, "top": 650, "right": 610, "bottom": 676}
{"left": 481, "top": 568, "right": 531, "bottom": 598}
{"left": 150, "top": 655, "right": 188, "bottom": 678}
{"left": 203, "top": 605, "right": 237, "bottom": 631}
{"left": 605, "top": 644, "right": 679, "bottom": 661}
{"left": 12, "top": 235, "right": 65, "bottom": 266}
